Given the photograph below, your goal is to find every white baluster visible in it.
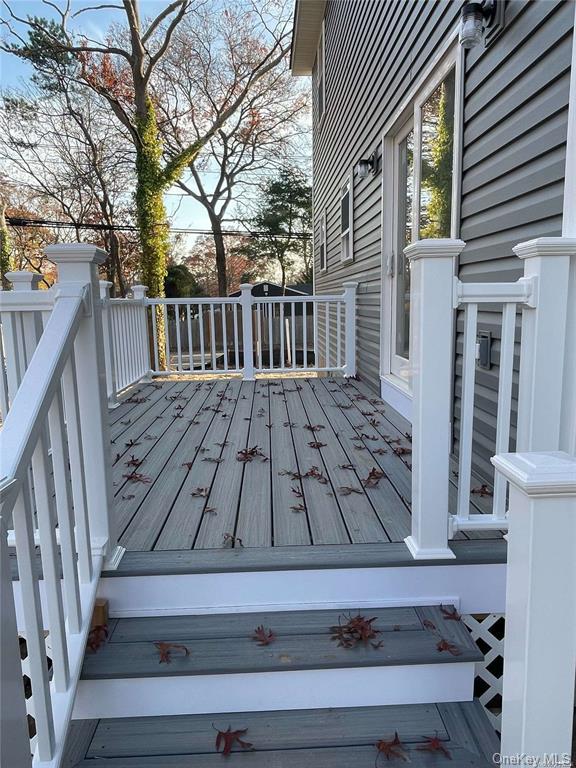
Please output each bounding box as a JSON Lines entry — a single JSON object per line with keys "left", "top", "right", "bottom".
{"left": 456, "top": 302, "right": 478, "bottom": 521}
{"left": 0, "top": 512, "right": 34, "bottom": 767}
{"left": 131, "top": 285, "right": 149, "bottom": 379}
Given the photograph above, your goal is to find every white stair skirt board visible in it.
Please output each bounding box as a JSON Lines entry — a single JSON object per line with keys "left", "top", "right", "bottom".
{"left": 98, "top": 563, "right": 506, "bottom": 618}
{"left": 73, "top": 662, "right": 476, "bottom": 720}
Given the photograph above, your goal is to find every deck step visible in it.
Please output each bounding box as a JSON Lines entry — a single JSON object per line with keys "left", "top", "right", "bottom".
{"left": 82, "top": 605, "right": 480, "bottom": 679}
{"left": 74, "top": 605, "right": 481, "bottom": 719}
{"left": 65, "top": 700, "right": 499, "bottom": 766}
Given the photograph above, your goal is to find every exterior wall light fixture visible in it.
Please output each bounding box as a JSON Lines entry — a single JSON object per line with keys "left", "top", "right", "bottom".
{"left": 356, "top": 151, "right": 378, "bottom": 179}
{"left": 459, "top": 1, "right": 503, "bottom": 49}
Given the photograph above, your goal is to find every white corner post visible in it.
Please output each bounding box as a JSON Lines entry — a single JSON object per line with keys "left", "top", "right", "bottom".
{"left": 342, "top": 281, "right": 357, "bottom": 377}
{"left": 513, "top": 238, "right": 576, "bottom": 451}
{"left": 239, "top": 284, "right": 254, "bottom": 380}
{"left": 0, "top": 514, "right": 32, "bottom": 768}
{"left": 404, "top": 239, "right": 466, "bottom": 559}
{"left": 492, "top": 451, "right": 576, "bottom": 759}
{"left": 45, "top": 245, "right": 120, "bottom": 564}
{"left": 99, "top": 281, "right": 119, "bottom": 409}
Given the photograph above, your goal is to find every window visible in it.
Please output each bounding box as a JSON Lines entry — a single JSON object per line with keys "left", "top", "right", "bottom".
{"left": 340, "top": 175, "right": 353, "bottom": 262}
{"left": 319, "top": 210, "right": 327, "bottom": 271}
{"left": 393, "top": 68, "right": 456, "bottom": 361}
{"left": 316, "top": 21, "right": 325, "bottom": 121}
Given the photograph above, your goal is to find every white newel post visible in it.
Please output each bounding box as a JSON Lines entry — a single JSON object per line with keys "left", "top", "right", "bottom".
{"left": 131, "top": 284, "right": 151, "bottom": 378}
{"left": 45, "top": 245, "right": 120, "bottom": 563}
{"left": 404, "top": 239, "right": 466, "bottom": 559}
{"left": 99, "top": 281, "right": 119, "bottom": 408}
{"left": 0, "top": 514, "right": 32, "bottom": 768}
{"left": 513, "top": 238, "right": 576, "bottom": 452}
{"left": 491, "top": 451, "right": 576, "bottom": 760}
{"left": 342, "top": 281, "right": 357, "bottom": 377}
{"left": 239, "top": 284, "right": 254, "bottom": 380}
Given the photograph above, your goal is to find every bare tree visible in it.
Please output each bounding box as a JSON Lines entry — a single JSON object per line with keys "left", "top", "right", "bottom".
{"left": 1, "top": 0, "right": 291, "bottom": 300}
{"left": 0, "top": 83, "right": 137, "bottom": 293}
{"left": 158, "top": 4, "right": 307, "bottom": 294}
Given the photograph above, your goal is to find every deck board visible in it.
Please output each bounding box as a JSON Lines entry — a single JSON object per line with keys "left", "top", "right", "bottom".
{"left": 66, "top": 701, "right": 499, "bottom": 765}
{"left": 110, "top": 377, "right": 503, "bottom": 553}
{"left": 281, "top": 380, "right": 350, "bottom": 544}
{"left": 152, "top": 380, "right": 240, "bottom": 550}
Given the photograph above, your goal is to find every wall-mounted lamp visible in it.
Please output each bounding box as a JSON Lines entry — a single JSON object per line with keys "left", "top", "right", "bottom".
{"left": 356, "top": 151, "right": 378, "bottom": 179}
{"left": 459, "top": 0, "right": 503, "bottom": 49}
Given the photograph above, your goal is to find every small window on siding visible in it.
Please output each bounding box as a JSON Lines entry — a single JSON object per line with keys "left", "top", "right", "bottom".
{"left": 319, "top": 211, "right": 327, "bottom": 271}
{"left": 340, "top": 176, "right": 353, "bottom": 262}
{"left": 316, "top": 21, "right": 325, "bottom": 121}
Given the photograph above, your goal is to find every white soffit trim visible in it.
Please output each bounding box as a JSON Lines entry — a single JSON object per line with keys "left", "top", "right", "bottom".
{"left": 290, "top": 0, "right": 326, "bottom": 75}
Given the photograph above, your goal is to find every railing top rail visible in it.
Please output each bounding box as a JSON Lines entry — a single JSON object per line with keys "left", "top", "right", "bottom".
{"left": 145, "top": 296, "right": 241, "bottom": 306}
{"left": 0, "top": 290, "right": 55, "bottom": 311}
{"left": 143, "top": 294, "right": 347, "bottom": 306}
{"left": 248, "top": 294, "right": 346, "bottom": 304}
{"left": 453, "top": 276, "right": 536, "bottom": 308}
{"left": 0, "top": 290, "right": 84, "bottom": 484}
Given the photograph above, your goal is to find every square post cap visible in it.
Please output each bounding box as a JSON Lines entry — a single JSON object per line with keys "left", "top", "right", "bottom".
{"left": 45, "top": 243, "right": 107, "bottom": 265}
{"left": 5, "top": 271, "right": 43, "bottom": 290}
{"left": 405, "top": 238, "right": 466, "bottom": 262}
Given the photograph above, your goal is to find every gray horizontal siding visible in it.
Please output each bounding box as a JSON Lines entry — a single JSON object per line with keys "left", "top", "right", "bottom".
{"left": 310, "top": 0, "right": 572, "bottom": 481}
{"left": 312, "top": 0, "right": 461, "bottom": 392}
{"left": 456, "top": 0, "right": 572, "bottom": 481}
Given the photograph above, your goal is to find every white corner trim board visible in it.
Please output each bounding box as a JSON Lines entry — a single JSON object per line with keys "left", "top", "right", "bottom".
{"left": 97, "top": 563, "right": 506, "bottom": 618}
{"left": 73, "top": 662, "right": 476, "bottom": 720}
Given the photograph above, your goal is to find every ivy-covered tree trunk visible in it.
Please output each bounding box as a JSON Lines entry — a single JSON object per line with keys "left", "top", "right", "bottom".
{"left": 134, "top": 99, "right": 171, "bottom": 298}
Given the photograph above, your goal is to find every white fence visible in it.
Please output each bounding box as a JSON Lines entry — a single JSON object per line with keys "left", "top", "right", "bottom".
{"left": 0, "top": 245, "right": 117, "bottom": 767}
{"left": 146, "top": 282, "right": 357, "bottom": 380}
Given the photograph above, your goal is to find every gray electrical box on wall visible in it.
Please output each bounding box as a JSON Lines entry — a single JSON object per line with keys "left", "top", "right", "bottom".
{"left": 477, "top": 331, "right": 492, "bottom": 370}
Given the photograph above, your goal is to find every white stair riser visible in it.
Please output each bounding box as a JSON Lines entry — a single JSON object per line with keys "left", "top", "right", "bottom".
{"left": 74, "top": 662, "right": 476, "bottom": 719}
{"left": 98, "top": 563, "right": 506, "bottom": 618}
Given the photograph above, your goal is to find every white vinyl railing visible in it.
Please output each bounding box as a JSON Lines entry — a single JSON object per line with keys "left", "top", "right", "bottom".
{"left": 100, "top": 282, "right": 150, "bottom": 406}
{"left": 450, "top": 277, "right": 535, "bottom": 533}
{"left": 0, "top": 245, "right": 116, "bottom": 767}
{"left": 405, "top": 237, "right": 572, "bottom": 560}
{"left": 146, "top": 281, "right": 357, "bottom": 379}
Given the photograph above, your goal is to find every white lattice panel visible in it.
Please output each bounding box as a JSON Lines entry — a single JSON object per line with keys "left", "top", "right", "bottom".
{"left": 463, "top": 613, "right": 505, "bottom": 732}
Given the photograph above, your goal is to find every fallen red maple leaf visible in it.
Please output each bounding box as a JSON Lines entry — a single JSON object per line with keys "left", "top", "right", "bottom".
{"left": 86, "top": 624, "right": 108, "bottom": 653}
{"left": 375, "top": 731, "right": 408, "bottom": 763}
{"left": 436, "top": 639, "right": 462, "bottom": 656}
{"left": 213, "top": 725, "right": 254, "bottom": 756}
{"left": 417, "top": 733, "right": 452, "bottom": 759}
{"left": 471, "top": 483, "right": 492, "bottom": 497}
{"left": 440, "top": 605, "right": 461, "bottom": 622}
{"left": 331, "top": 613, "right": 381, "bottom": 649}
{"left": 252, "top": 625, "right": 276, "bottom": 645}
{"left": 362, "top": 467, "right": 385, "bottom": 488}
{"left": 308, "top": 441, "right": 327, "bottom": 449}
{"left": 154, "top": 641, "right": 190, "bottom": 664}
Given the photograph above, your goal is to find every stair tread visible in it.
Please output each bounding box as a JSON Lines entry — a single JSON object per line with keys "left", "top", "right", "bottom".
{"left": 67, "top": 700, "right": 499, "bottom": 766}
{"left": 82, "top": 605, "right": 481, "bottom": 679}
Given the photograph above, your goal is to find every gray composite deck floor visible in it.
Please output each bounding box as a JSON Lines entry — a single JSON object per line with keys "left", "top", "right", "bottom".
{"left": 64, "top": 700, "right": 499, "bottom": 766}
{"left": 109, "top": 376, "right": 502, "bottom": 552}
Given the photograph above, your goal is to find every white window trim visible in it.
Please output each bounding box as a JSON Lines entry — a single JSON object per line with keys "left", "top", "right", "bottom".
{"left": 378, "top": 32, "right": 463, "bottom": 414}
{"left": 340, "top": 172, "right": 354, "bottom": 264}
{"left": 319, "top": 209, "right": 327, "bottom": 273}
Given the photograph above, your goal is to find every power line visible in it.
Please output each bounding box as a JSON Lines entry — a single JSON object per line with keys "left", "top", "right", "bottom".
{"left": 7, "top": 216, "right": 312, "bottom": 240}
